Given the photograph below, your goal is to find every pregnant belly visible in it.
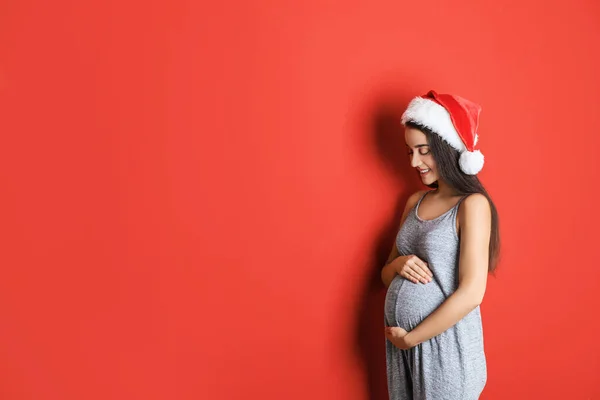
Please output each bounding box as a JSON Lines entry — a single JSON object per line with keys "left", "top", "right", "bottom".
{"left": 384, "top": 275, "right": 447, "bottom": 330}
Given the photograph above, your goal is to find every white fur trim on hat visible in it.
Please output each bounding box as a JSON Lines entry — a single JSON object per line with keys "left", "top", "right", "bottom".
{"left": 401, "top": 97, "right": 466, "bottom": 152}
{"left": 459, "top": 150, "right": 484, "bottom": 175}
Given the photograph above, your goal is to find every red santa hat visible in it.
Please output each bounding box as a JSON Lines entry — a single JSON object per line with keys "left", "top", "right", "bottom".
{"left": 401, "top": 90, "right": 485, "bottom": 175}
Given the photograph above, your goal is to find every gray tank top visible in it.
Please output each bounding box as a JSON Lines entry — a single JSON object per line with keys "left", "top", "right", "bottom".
{"left": 385, "top": 190, "right": 481, "bottom": 330}
{"left": 384, "top": 190, "right": 488, "bottom": 399}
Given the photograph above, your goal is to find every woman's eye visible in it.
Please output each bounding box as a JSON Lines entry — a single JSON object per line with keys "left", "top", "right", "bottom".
{"left": 419, "top": 148, "right": 431, "bottom": 155}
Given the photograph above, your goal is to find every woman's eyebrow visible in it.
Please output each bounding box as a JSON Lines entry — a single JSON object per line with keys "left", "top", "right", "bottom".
{"left": 406, "top": 144, "right": 429, "bottom": 148}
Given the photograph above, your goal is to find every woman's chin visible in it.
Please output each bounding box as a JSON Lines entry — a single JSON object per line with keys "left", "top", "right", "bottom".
{"left": 420, "top": 173, "right": 436, "bottom": 184}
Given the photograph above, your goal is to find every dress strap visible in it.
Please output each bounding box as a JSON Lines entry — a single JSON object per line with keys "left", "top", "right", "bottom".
{"left": 415, "top": 190, "right": 431, "bottom": 208}
{"left": 451, "top": 193, "right": 477, "bottom": 236}
{"left": 450, "top": 193, "right": 471, "bottom": 214}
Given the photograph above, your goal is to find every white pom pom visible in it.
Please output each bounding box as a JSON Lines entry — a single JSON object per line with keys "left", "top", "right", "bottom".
{"left": 459, "top": 150, "right": 484, "bottom": 175}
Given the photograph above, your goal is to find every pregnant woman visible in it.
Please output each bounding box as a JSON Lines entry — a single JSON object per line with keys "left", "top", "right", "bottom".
{"left": 381, "top": 90, "right": 500, "bottom": 399}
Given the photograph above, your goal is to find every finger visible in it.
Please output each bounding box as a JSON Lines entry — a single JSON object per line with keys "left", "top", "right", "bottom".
{"left": 388, "top": 327, "right": 406, "bottom": 336}
{"left": 410, "top": 263, "right": 431, "bottom": 283}
{"left": 413, "top": 258, "right": 433, "bottom": 277}
{"left": 402, "top": 267, "right": 420, "bottom": 284}
{"left": 400, "top": 267, "right": 413, "bottom": 281}
{"left": 409, "top": 261, "right": 432, "bottom": 283}
{"left": 404, "top": 268, "right": 419, "bottom": 284}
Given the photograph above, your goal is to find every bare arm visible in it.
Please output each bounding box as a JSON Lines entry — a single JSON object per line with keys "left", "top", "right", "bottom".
{"left": 403, "top": 193, "right": 491, "bottom": 347}
{"left": 381, "top": 190, "right": 426, "bottom": 288}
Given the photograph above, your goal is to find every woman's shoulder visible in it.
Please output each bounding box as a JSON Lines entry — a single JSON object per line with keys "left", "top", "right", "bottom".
{"left": 458, "top": 193, "right": 491, "bottom": 219}
{"left": 461, "top": 192, "right": 489, "bottom": 206}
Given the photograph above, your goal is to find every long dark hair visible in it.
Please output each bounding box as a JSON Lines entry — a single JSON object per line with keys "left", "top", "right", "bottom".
{"left": 406, "top": 121, "right": 501, "bottom": 274}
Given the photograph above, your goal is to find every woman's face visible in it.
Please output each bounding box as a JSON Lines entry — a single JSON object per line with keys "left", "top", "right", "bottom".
{"left": 405, "top": 126, "right": 439, "bottom": 185}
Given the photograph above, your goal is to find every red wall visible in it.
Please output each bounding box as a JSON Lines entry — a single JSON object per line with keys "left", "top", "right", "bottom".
{"left": 1, "top": 1, "right": 599, "bottom": 399}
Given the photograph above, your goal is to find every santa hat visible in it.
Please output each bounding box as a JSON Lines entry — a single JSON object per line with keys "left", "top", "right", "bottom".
{"left": 401, "top": 90, "right": 485, "bottom": 175}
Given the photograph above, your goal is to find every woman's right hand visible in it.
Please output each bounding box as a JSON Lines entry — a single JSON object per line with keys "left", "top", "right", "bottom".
{"left": 393, "top": 255, "right": 433, "bottom": 284}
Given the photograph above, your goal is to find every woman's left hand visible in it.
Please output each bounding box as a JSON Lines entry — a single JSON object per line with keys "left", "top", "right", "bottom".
{"left": 385, "top": 327, "right": 413, "bottom": 349}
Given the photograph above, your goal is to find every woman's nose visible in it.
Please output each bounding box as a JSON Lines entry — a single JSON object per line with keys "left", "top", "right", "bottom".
{"left": 410, "top": 152, "right": 420, "bottom": 168}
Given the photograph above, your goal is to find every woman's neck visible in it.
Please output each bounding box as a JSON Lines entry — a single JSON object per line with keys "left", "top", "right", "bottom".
{"left": 433, "top": 180, "right": 461, "bottom": 197}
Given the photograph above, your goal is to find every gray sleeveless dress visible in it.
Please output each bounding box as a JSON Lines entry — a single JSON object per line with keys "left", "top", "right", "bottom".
{"left": 384, "top": 191, "right": 487, "bottom": 399}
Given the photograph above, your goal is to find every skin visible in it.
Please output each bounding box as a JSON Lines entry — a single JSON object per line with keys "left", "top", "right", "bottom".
{"left": 382, "top": 126, "right": 491, "bottom": 349}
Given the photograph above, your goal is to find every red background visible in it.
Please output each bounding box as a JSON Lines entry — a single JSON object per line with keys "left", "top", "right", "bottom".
{"left": 1, "top": 1, "right": 599, "bottom": 399}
